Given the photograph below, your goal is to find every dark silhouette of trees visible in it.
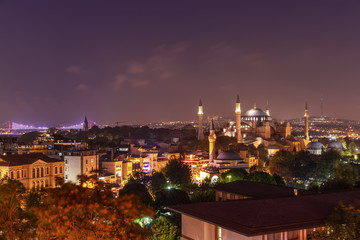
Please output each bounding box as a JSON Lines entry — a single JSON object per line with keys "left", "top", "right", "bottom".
{"left": 164, "top": 159, "right": 192, "bottom": 187}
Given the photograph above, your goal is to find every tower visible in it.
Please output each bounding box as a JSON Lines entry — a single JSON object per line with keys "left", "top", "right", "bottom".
{"left": 304, "top": 102, "right": 309, "bottom": 141}
{"left": 83, "top": 116, "right": 89, "bottom": 131}
{"left": 266, "top": 100, "right": 270, "bottom": 116}
{"left": 320, "top": 98, "right": 324, "bottom": 117}
{"left": 197, "top": 99, "right": 204, "bottom": 140}
{"left": 208, "top": 119, "right": 216, "bottom": 163}
{"left": 235, "top": 95, "right": 242, "bottom": 143}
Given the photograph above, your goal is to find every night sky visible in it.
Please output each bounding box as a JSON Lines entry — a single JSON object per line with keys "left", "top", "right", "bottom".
{"left": 1, "top": 1, "right": 360, "bottom": 126}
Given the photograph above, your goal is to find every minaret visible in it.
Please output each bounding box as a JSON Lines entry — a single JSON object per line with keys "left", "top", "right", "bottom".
{"left": 235, "top": 95, "right": 242, "bottom": 143}
{"left": 304, "top": 102, "right": 309, "bottom": 141}
{"left": 197, "top": 99, "right": 204, "bottom": 140}
{"left": 208, "top": 119, "right": 216, "bottom": 163}
{"left": 83, "top": 116, "right": 89, "bottom": 131}
{"left": 266, "top": 100, "right": 270, "bottom": 116}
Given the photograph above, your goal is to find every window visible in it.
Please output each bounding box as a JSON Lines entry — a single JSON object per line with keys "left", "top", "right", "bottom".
{"left": 32, "top": 181, "right": 35, "bottom": 189}
{"left": 86, "top": 159, "right": 88, "bottom": 164}
{"left": 41, "top": 168, "right": 44, "bottom": 177}
{"left": 46, "top": 167, "right": 49, "bottom": 174}
{"left": 10, "top": 171, "right": 14, "bottom": 179}
{"left": 55, "top": 167, "right": 58, "bottom": 174}
{"left": 65, "top": 159, "right": 68, "bottom": 164}
{"left": 33, "top": 169, "right": 35, "bottom": 178}
{"left": 65, "top": 175, "right": 68, "bottom": 180}
{"left": 17, "top": 171, "right": 20, "bottom": 179}
{"left": 60, "top": 167, "right": 62, "bottom": 173}
{"left": 91, "top": 159, "right": 94, "bottom": 163}
{"left": 37, "top": 168, "right": 40, "bottom": 178}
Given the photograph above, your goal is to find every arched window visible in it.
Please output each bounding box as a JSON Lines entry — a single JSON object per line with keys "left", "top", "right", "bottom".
{"left": 37, "top": 168, "right": 40, "bottom": 178}
{"left": 32, "top": 181, "right": 35, "bottom": 189}
{"left": 41, "top": 168, "right": 44, "bottom": 177}
{"left": 16, "top": 171, "right": 20, "bottom": 179}
{"left": 46, "top": 167, "right": 49, "bottom": 175}
{"left": 59, "top": 167, "right": 62, "bottom": 173}
{"left": 41, "top": 180, "right": 44, "bottom": 188}
{"left": 33, "top": 169, "right": 35, "bottom": 178}
{"left": 10, "top": 171, "right": 14, "bottom": 179}
{"left": 36, "top": 181, "right": 40, "bottom": 190}
{"left": 55, "top": 167, "right": 58, "bottom": 174}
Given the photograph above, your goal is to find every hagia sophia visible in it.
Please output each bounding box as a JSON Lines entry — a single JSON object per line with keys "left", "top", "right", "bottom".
{"left": 198, "top": 96, "right": 345, "bottom": 181}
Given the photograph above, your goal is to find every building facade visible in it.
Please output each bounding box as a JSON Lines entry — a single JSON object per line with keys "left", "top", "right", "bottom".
{"left": 0, "top": 153, "right": 64, "bottom": 190}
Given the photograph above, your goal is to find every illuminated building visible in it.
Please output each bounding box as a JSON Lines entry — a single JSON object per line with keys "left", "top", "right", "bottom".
{"left": 304, "top": 102, "right": 309, "bottom": 141}
{"left": 306, "top": 141, "right": 325, "bottom": 155}
{"left": 208, "top": 120, "right": 216, "bottom": 163}
{"left": 64, "top": 150, "right": 99, "bottom": 184}
{"left": 0, "top": 153, "right": 64, "bottom": 190}
{"left": 181, "top": 154, "right": 210, "bottom": 182}
{"left": 235, "top": 95, "right": 242, "bottom": 143}
{"left": 198, "top": 99, "right": 204, "bottom": 140}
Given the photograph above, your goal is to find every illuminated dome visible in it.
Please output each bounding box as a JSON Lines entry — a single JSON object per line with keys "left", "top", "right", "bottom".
{"left": 306, "top": 142, "right": 325, "bottom": 151}
{"left": 328, "top": 141, "right": 345, "bottom": 150}
{"left": 216, "top": 151, "right": 243, "bottom": 161}
{"left": 242, "top": 107, "right": 271, "bottom": 122}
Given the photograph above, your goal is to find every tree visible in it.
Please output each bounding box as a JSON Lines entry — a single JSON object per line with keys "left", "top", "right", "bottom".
{"left": 257, "top": 144, "right": 268, "bottom": 167}
{"left": 121, "top": 182, "right": 154, "bottom": 207}
{"left": 248, "top": 171, "right": 276, "bottom": 185}
{"left": 0, "top": 178, "right": 36, "bottom": 240}
{"left": 164, "top": 159, "right": 192, "bottom": 187}
{"left": 155, "top": 189, "right": 190, "bottom": 208}
{"left": 268, "top": 150, "right": 294, "bottom": 181}
{"left": 312, "top": 203, "right": 360, "bottom": 240}
{"left": 150, "top": 172, "right": 167, "bottom": 194}
{"left": 293, "top": 150, "right": 316, "bottom": 180}
{"left": 149, "top": 217, "right": 179, "bottom": 240}
{"left": 317, "top": 150, "right": 341, "bottom": 180}
{"left": 35, "top": 182, "right": 153, "bottom": 240}
{"left": 333, "top": 163, "right": 359, "bottom": 187}
{"left": 273, "top": 173, "right": 286, "bottom": 186}
{"left": 18, "top": 131, "right": 41, "bottom": 144}
{"left": 221, "top": 168, "right": 248, "bottom": 183}
{"left": 348, "top": 142, "right": 357, "bottom": 155}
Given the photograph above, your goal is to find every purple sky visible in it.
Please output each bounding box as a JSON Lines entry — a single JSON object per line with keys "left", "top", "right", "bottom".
{"left": 1, "top": 1, "right": 360, "bottom": 126}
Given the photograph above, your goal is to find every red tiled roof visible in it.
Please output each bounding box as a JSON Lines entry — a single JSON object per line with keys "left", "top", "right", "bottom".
{"left": 0, "top": 153, "right": 63, "bottom": 166}
{"left": 169, "top": 190, "right": 360, "bottom": 236}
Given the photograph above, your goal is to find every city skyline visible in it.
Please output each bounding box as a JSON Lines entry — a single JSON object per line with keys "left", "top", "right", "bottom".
{"left": 1, "top": 1, "right": 360, "bottom": 125}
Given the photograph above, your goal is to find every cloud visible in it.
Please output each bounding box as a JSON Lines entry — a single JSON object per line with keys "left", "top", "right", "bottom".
{"left": 66, "top": 65, "right": 87, "bottom": 75}
{"left": 128, "top": 64, "right": 145, "bottom": 74}
{"left": 113, "top": 42, "right": 188, "bottom": 90}
{"left": 76, "top": 83, "right": 88, "bottom": 91}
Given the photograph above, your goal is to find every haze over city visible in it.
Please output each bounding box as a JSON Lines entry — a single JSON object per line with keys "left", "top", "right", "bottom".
{"left": 1, "top": 0, "right": 360, "bottom": 126}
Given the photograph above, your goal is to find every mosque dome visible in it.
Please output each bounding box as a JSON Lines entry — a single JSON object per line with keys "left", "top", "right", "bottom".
{"left": 242, "top": 107, "right": 271, "bottom": 122}
{"left": 216, "top": 151, "right": 243, "bottom": 161}
{"left": 306, "top": 142, "right": 325, "bottom": 151}
{"left": 328, "top": 141, "right": 345, "bottom": 150}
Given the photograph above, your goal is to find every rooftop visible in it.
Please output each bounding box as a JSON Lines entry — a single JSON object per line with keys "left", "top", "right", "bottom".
{"left": 0, "top": 153, "right": 63, "bottom": 166}
{"left": 213, "top": 180, "right": 312, "bottom": 199}
{"left": 169, "top": 190, "right": 360, "bottom": 236}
